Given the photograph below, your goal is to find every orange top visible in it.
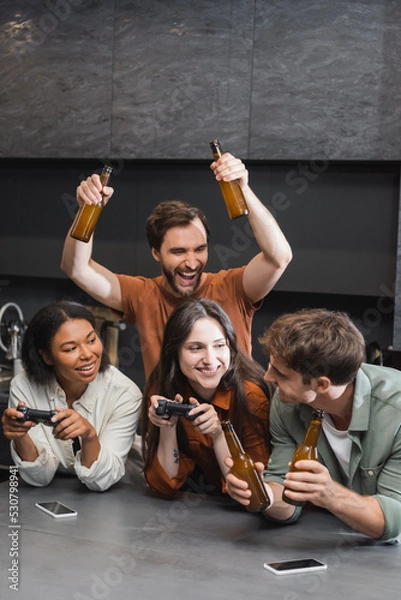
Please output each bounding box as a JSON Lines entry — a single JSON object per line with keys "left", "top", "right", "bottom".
{"left": 116, "top": 267, "right": 261, "bottom": 377}
{"left": 144, "top": 380, "right": 270, "bottom": 498}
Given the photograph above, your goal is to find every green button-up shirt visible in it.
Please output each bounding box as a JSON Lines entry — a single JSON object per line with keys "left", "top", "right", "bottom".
{"left": 264, "top": 363, "right": 401, "bottom": 541}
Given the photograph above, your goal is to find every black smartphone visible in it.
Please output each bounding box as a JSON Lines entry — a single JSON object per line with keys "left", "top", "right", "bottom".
{"left": 263, "top": 558, "right": 327, "bottom": 575}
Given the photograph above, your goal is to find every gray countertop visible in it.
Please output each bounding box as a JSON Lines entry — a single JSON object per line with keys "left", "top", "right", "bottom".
{"left": 0, "top": 471, "right": 399, "bottom": 600}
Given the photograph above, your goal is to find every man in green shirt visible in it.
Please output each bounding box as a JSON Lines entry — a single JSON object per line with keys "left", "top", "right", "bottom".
{"left": 226, "top": 308, "right": 401, "bottom": 542}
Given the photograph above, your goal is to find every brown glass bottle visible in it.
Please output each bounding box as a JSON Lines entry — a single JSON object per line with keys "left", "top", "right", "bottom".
{"left": 282, "top": 409, "right": 324, "bottom": 507}
{"left": 222, "top": 419, "right": 270, "bottom": 512}
{"left": 70, "top": 165, "right": 113, "bottom": 243}
{"left": 210, "top": 139, "right": 249, "bottom": 219}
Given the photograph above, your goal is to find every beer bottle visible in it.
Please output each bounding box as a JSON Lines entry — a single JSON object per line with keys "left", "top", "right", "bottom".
{"left": 210, "top": 139, "right": 249, "bottom": 219}
{"left": 70, "top": 165, "right": 113, "bottom": 243}
{"left": 222, "top": 419, "right": 270, "bottom": 512}
{"left": 282, "top": 409, "right": 324, "bottom": 507}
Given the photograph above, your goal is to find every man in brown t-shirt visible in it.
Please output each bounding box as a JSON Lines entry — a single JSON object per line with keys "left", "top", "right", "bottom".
{"left": 61, "top": 153, "right": 292, "bottom": 378}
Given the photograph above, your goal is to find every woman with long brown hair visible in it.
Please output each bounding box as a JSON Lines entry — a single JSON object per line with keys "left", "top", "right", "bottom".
{"left": 141, "top": 298, "right": 272, "bottom": 498}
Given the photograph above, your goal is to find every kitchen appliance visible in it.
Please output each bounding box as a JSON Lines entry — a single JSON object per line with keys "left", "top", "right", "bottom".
{"left": 0, "top": 302, "right": 25, "bottom": 377}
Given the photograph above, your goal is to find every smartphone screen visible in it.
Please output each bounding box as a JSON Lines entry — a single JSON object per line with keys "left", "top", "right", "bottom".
{"left": 35, "top": 501, "right": 77, "bottom": 518}
{"left": 264, "top": 558, "right": 327, "bottom": 575}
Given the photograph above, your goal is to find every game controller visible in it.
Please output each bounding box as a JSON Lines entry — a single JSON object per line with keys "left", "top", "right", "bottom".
{"left": 17, "top": 407, "right": 58, "bottom": 427}
{"left": 155, "top": 399, "right": 202, "bottom": 421}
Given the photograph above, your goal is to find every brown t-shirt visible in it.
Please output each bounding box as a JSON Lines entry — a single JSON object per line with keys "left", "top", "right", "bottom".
{"left": 116, "top": 267, "right": 261, "bottom": 378}
{"left": 144, "top": 381, "right": 270, "bottom": 497}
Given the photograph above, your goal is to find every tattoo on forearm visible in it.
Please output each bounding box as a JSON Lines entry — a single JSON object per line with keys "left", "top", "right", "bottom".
{"left": 173, "top": 448, "right": 179, "bottom": 464}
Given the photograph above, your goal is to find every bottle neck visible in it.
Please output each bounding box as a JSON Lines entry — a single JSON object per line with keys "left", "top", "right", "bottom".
{"left": 303, "top": 411, "right": 324, "bottom": 446}
{"left": 221, "top": 420, "right": 245, "bottom": 455}
{"left": 210, "top": 139, "right": 223, "bottom": 159}
{"left": 99, "top": 165, "right": 113, "bottom": 186}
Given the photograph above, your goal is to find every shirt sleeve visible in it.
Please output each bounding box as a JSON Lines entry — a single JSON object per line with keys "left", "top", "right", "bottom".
{"left": 10, "top": 441, "right": 60, "bottom": 487}
{"left": 115, "top": 274, "right": 148, "bottom": 323}
{"left": 74, "top": 383, "right": 142, "bottom": 492}
{"left": 371, "top": 423, "right": 401, "bottom": 541}
{"left": 242, "top": 384, "right": 270, "bottom": 466}
{"left": 263, "top": 393, "right": 303, "bottom": 524}
{"left": 145, "top": 452, "right": 195, "bottom": 498}
{"left": 9, "top": 381, "right": 61, "bottom": 487}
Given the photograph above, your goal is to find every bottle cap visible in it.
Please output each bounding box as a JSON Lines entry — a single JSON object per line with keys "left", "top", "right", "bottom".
{"left": 210, "top": 139, "right": 221, "bottom": 149}
{"left": 312, "top": 409, "right": 324, "bottom": 419}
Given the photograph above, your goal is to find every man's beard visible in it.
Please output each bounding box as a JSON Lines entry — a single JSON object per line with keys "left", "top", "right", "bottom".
{"left": 162, "top": 266, "right": 203, "bottom": 297}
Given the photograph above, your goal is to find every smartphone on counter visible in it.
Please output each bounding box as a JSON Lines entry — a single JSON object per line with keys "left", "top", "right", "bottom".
{"left": 263, "top": 558, "right": 327, "bottom": 575}
{"left": 35, "top": 501, "right": 77, "bottom": 518}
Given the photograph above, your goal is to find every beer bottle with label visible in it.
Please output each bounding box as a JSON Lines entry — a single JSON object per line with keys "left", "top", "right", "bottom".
{"left": 210, "top": 139, "right": 249, "bottom": 219}
{"left": 70, "top": 165, "right": 113, "bottom": 243}
{"left": 222, "top": 419, "right": 270, "bottom": 512}
{"left": 282, "top": 409, "right": 324, "bottom": 506}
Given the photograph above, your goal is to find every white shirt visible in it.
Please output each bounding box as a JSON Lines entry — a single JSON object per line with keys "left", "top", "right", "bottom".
{"left": 322, "top": 413, "right": 352, "bottom": 478}
{"left": 9, "top": 366, "right": 142, "bottom": 492}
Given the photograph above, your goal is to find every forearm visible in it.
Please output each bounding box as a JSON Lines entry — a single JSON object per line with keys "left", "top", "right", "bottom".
{"left": 61, "top": 226, "right": 122, "bottom": 309}
{"left": 156, "top": 425, "right": 180, "bottom": 479}
{"left": 80, "top": 434, "right": 101, "bottom": 469}
{"left": 266, "top": 478, "right": 386, "bottom": 538}
{"left": 241, "top": 184, "right": 292, "bottom": 269}
{"left": 325, "top": 482, "right": 385, "bottom": 539}
{"left": 262, "top": 481, "right": 297, "bottom": 521}
{"left": 211, "top": 431, "right": 231, "bottom": 479}
{"left": 13, "top": 435, "right": 39, "bottom": 463}
{"left": 61, "top": 226, "right": 94, "bottom": 280}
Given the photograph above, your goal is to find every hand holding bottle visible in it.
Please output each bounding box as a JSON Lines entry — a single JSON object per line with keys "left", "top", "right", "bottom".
{"left": 71, "top": 165, "right": 113, "bottom": 242}
{"left": 210, "top": 150, "right": 249, "bottom": 187}
{"left": 282, "top": 459, "right": 340, "bottom": 512}
{"left": 210, "top": 140, "right": 249, "bottom": 219}
{"left": 222, "top": 420, "right": 271, "bottom": 512}
{"left": 282, "top": 409, "right": 324, "bottom": 506}
{"left": 76, "top": 171, "right": 114, "bottom": 208}
{"left": 225, "top": 454, "right": 273, "bottom": 511}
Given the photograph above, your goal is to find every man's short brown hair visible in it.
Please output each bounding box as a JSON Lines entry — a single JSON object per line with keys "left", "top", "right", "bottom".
{"left": 258, "top": 308, "right": 366, "bottom": 385}
{"left": 145, "top": 200, "right": 210, "bottom": 251}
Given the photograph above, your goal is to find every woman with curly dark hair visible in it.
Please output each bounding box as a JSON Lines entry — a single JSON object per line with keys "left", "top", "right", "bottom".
{"left": 2, "top": 301, "right": 142, "bottom": 491}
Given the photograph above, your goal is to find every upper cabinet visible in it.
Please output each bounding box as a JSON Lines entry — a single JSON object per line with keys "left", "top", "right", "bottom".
{"left": 1, "top": 0, "right": 401, "bottom": 161}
